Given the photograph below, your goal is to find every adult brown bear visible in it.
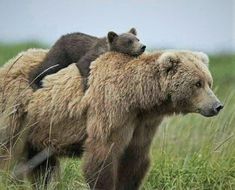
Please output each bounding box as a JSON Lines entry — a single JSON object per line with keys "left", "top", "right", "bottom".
{"left": 0, "top": 50, "right": 223, "bottom": 190}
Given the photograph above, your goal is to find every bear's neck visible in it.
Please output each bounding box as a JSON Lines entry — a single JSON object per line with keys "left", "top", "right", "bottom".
{"left": 94, "top": 37, "right": 109, "bottom": 52}
{"left": 137, "top": 97, "right": 178, "bottom": 117}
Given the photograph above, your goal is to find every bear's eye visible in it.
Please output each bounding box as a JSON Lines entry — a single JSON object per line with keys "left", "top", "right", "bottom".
{"left": 195, "top": 81, "right": 202, "bottom": 88}
{"left": 208, "top": 82, "right": 212, "bottom": 88}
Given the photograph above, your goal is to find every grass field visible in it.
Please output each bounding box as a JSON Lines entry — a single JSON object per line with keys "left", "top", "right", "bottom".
{"left": 0, "top": 42, "right": 235, "bottom": 189}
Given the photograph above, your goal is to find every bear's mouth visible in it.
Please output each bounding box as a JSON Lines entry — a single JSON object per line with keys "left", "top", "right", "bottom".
{"left": 133, "top": 49, "right": 145, "bottom": 57}
{"left": 133, "top": 52, "right": 143, "bottom": 57}
{"left": 198, "top": 108, "right": 219, "bottom": 117}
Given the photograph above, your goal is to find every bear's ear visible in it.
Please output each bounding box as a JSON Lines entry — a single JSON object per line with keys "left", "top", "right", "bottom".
{"left": 158, "top": 52, "right": 180, "bottom": 73}
{"left": 128, "top": 28, "right": 137, "bottom": 35}
{"left": 193, "top": 52, "right": 209, "bottom": 67}
{"left": 107, "top": 31, "right": 118, "bottom": 43}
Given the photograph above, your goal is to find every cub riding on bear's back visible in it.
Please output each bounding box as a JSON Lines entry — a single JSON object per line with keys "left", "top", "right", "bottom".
{"left": 29, "top": 28, "right": 146, "bottom": 90}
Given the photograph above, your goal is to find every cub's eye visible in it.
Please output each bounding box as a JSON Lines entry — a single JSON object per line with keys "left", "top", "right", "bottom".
{"left": 127, "top": 40, "right": 133, "bottom": 45}
{"left": 195, "top": 81, "right": 202, "bottom": 88}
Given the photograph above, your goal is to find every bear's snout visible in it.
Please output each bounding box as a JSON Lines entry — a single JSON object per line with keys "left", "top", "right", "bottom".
{"left": 200, "top": 101, "right": 224, "bottom": 117}
{"left": 141, "top": 45, "right": 146, "bottom": 52}
{"left": 212, "top": 102, "right": 224, "bottom": 115}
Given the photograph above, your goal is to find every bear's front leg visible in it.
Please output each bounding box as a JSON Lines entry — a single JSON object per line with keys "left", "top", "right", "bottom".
{"left": 82, "top": 127, "right": 134, "bottom": 190}
{"left": 116, "top": 116, "right": 163, "bottom": 190}
{"left": 76, "top": 50, "right": 102, "bottom": 91}
{"left": 82, "top": 140, "right": 116, "bottom": 190}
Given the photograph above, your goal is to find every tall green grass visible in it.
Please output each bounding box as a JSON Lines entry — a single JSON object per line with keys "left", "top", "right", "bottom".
{"left": 0, "top": 42, "right": 234, "bottom": 189}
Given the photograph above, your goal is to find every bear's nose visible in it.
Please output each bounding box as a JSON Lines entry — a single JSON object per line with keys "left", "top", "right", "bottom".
{"left": 213, "top": 103, "right": 224, "bottom": 114}
{"left": 141, "top": 45, "right": 146, "bottom": 51}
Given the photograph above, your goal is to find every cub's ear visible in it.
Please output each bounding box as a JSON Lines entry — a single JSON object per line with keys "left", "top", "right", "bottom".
{"left": 107, "top": 31, "right": 118, "bottom": 43}
{"left": 158, "top": 52, "right": 180, "bottom": 73}
{"left": 193, "top": 52, "right": 209, "bottom": 67}
{"left": 128, "top": 28, "right": 137, "bottom": 35}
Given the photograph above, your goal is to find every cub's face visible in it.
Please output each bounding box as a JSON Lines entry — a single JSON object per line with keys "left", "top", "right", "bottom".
{"left": 107, "top": 28, "right": 146, "bottom": 56}
{"left": 158, "top": 51, "right": 223, "bottom": 117}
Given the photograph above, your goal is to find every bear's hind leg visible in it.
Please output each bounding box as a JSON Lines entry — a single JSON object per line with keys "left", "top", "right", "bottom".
{"left": 27, "top": 145, "right": 60, "bottom": 189}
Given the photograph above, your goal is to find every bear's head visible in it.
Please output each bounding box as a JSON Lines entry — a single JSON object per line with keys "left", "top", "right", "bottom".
{"left": 155, "top": 51, "right": 223, "bottom": 117}
{"left": 107, "top": 28, "right": 146, "bottom": 56}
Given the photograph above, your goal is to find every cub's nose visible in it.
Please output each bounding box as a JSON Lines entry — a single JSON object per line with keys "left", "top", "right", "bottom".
{"left": 213, "top": 103, "right": 224, "bottom": 114}
{"left": 141, "top": 45, "right": 146, "bottom": 51}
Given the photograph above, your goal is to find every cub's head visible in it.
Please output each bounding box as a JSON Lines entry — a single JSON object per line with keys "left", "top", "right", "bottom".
{"left": 107, "top": 28, "right": 146, "bottom": 56}
{"left": 158, "top": 51, "right": 223, "bottom": 117}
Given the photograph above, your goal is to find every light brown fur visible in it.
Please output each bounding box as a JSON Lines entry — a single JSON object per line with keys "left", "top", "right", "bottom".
{"left": 0, "top": 49, "right": 221, "bottom": 190}
{"left": 27, "top": 63, "right": 87, "bottom": 152}
{"left": 0, "top": 49, "right": 48, "bottom": 170}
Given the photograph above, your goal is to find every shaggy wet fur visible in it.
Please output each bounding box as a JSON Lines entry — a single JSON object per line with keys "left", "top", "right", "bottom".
{"left": 0, "top": 49, "right": 217, "bottom": 190}
{"left": 0, "top": 49, "right": 47, "bottom": 170}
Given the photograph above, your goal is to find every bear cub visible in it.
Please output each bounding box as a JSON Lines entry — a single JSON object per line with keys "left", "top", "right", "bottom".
{"left": 29, "top": 28, "right": 146, "bottom": 90}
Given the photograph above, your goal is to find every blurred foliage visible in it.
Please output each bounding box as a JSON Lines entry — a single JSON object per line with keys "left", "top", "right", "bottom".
{"left": 0, "top": 42, "right": 47, "bottom": 65}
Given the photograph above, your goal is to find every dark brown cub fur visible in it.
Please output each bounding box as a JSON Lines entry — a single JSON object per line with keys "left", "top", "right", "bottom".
{"left": 29, "top": 28, "right": 146, "bottom": 90}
